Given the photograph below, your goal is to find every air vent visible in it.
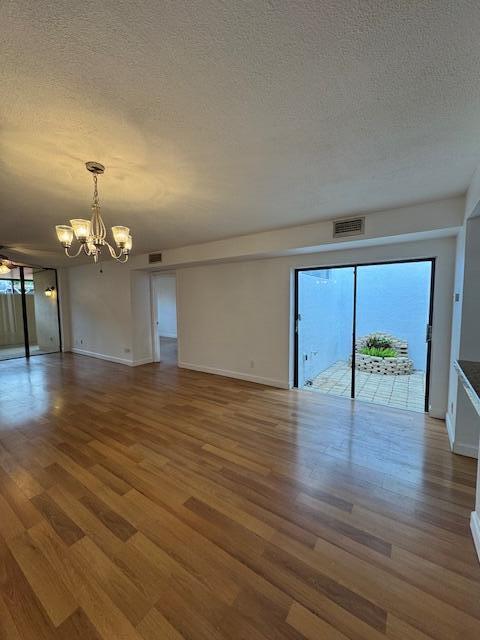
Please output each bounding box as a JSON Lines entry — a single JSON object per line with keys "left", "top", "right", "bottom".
{"left": 148, "top": 252, "right": 163, "bottom": 264}
{"left": 333, "top": 216, "right": 365, "bottom": 238}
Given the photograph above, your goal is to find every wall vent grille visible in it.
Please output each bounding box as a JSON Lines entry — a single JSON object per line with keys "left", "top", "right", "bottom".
{"left": 148, "top": 253, "right": 163, "bottom": 264}
{"left": 333, "top": 217, "right": 365, "bottom": 238}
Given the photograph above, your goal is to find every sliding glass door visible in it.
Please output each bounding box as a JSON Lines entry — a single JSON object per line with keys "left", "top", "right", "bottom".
{"left": 296, "top": 267, "right": 355, "bottom": 398}
{"left": 355, "top": 261, "right": 432, "bottom": 412}
{"left": 0, "top": 266, "right": 61, "bottom": 361}
{"left": 295, "top": 259, "right": 434, "bottom": 413}
{"left": 0, "top": 266, "right": 25, "bottom": 360}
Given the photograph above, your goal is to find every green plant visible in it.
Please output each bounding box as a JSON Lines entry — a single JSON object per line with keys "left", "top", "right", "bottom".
{"left": 364, "top": 335, "right": 393, "bottom": 350}
{"left": 360, "top": 346, "right": 397, "bottom": 358}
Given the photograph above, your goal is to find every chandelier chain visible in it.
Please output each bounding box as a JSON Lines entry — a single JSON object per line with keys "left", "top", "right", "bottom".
{"left": 91, "top": 172, "right": 106, "bottom": 241}
{"left": 93, "top": 173, "right": 99, "bottom": 207}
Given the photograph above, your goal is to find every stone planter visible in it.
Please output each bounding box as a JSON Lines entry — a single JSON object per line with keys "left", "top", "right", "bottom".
{"left": 350, "top": 352, "right": 414, "bottom": 375}
{"left": 348, "top": 332, "right": 414, "bottom": 375}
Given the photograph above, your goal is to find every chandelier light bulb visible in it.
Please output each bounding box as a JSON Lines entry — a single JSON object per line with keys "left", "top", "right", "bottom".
{"left": 112, "top": 225, "right": 130, "bottom": 248}
{"left": 0, "top": 257, "right": 14, "bottom": 275}
{"left": 56, "top": 225, "right": 74, "bottom": 247}
{"left": 70, "top": 219, "right": 91, "bottom": 242}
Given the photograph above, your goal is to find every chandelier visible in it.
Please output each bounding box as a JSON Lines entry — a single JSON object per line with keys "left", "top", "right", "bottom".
{"left": 0, "top": 258, "right": 13, "bottom": 275}
{"left": 55, "top": 162, "right": 132, "bottom": 263}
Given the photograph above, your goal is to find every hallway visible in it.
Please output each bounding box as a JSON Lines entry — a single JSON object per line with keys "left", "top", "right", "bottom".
{"left": 159, "top": 336, "right": 177, "bottom": 365}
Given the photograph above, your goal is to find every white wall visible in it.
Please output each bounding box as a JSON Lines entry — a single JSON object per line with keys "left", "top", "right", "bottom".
{"left": 446, "top": 227, "right": 466, "bottom": 441}
{"left": 131, "top": 196, "right": 463, "bottom": 269}
{"left": 177, "top": 236, "right": 456, "bottom": 418}
{"left": 131, "top": 270, "right": 154, "bottom": 364}
{"left": 459, "top": 217, "right": 480, "bottom": 361}
{"left": 446, "top": 178, "right": 480, "bottom": 458}
{"left": 67, "top": 261, "right": 153, "bottom": 366}
{"left": 455, "top": 217, "right": 480, "bottom": 456}
{"left": 446, "top": 220, "right": 480, "bottom": 457}
{"left": 177, "top": 259, "right": 288, "bottom": 387}
{"left": 154, "top": 275, "right": 177, "bottom": 338}
{"left": 461, "top": 216, "right": 480, "bottom": 557}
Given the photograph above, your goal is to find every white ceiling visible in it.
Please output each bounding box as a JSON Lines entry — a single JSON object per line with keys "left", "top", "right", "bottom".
{"left": 1, "top": 1, "right": 480, "bottom": 266}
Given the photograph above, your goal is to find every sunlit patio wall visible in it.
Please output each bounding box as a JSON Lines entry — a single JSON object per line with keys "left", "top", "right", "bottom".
{"left": 356, "top": 262, "right": 431, "bottom": 370}
{"left": 298, "top": 268, "right": 353, "bottom": 386}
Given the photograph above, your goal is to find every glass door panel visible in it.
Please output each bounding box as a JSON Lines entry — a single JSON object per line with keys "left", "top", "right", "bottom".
{"left": 355, "top": 261, "right": 432, "bottom": 412}
{"left": 27, "top": 268, "right": 61, "bottom": 356}
{"left": 0, "top": 267, "right": 26, "bottom": 360}
{"left": 297, "top": 267, "right": 355, "bottom": 398}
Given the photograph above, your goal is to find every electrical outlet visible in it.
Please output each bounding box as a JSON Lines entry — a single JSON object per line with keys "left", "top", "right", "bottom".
{"left": 125, "top": 348, "right": 131, "bottom": 354}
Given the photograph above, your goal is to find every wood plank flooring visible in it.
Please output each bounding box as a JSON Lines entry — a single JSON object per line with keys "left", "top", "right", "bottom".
{"left": 0, "top": 352, "right": 479, "bottom": 639}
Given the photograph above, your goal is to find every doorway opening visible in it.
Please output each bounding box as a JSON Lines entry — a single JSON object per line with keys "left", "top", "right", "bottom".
{"left": 0, "top": 265, "right": 62, "bottom": 361}
{"left": 152, "top": 273, "right": 178, "bottom": 365}
{"left": 294, "top": 259, "right": 434, "bottom": 413}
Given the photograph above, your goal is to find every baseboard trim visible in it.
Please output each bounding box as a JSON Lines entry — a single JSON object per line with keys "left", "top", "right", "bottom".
{"left": 178, "top": 361, "right": 289, "bottom": 389}
{"left": 471, "top": 511, "right": 480, "bottom": 563}
{"left": 444, "top": 410, "right": 479, "bottom": 458}
{"left": 159, "top": 333, "right": 177, "bottom": 339}
{"left": 132, "top": 356, "right": 155, "bottom": 366}
{"left": 71, "top": 348, "right": 153, "bottom": 368}
{"left": 428, "top": 410, "right": 446, "bottom": 420}
{"left": 445, "top": 411, "right": 455, "bottom": 450}
{"left": 453, "top": 441, "right": 479, "bottom": 459}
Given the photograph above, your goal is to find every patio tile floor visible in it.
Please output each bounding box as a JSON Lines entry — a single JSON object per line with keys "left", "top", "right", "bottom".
{"left": 305, "top": 360, "right": 426, "bottom": 413}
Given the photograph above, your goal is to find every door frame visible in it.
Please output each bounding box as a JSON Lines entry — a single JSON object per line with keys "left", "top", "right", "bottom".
{"left": 150, "top": 271, "right": 178, "bottom": 363}
{"left": 294, "top": 257, "right": 436, "bottom": 413}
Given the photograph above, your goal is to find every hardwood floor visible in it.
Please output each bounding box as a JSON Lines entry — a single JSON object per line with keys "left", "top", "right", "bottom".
{"left": 0, "top": 353, "right": 479, "bottom": 639}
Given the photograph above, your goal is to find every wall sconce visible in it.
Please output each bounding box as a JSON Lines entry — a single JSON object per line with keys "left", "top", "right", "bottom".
{"left": 44, "top": 286, "right": 55, "bottom": 297}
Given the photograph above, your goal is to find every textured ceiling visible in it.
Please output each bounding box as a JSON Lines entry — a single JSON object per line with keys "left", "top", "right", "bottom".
{"left": 1, "top": 1, "right": 480, "bottom": 265}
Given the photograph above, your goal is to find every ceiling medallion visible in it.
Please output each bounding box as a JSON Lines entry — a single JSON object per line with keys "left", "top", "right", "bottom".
{"left": 55, "top": 162, "right": 132, "bottom": 263}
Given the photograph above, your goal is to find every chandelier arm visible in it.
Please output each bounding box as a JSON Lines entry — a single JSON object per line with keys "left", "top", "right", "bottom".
{"left": 105, "top": 241, "right": 123, "bottom": 260}
{"left": 100, "top": 214, "right": 107, "bottom": 240}
{"left": 105, "top": 241, "right": 129, "bottom": 263}
{"left": 64, "top": 244, "right": 84, "bottom": 258}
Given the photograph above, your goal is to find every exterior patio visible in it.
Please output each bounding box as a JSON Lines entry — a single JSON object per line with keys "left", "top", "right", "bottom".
{"left": 306, "top": 360, "right": 426, "bottom": 412}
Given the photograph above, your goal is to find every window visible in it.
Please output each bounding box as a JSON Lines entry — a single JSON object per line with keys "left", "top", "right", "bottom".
{"left": 0, "top": 279, "right": 34, "bottom": 294}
